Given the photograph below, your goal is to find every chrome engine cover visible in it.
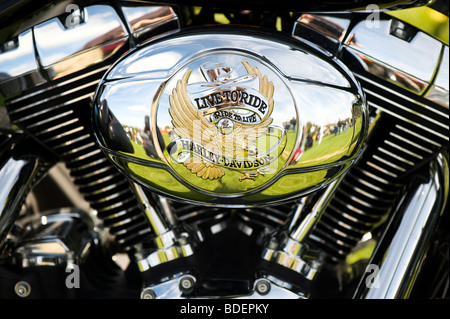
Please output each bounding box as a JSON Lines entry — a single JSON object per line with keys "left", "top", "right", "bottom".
{"left": 93, "top": 28, "right": 368, "bottom": 206}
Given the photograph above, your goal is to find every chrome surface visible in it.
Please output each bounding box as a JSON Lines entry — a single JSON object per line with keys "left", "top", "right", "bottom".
{"left": 0, "top": 29, "right": 39, "bottom": 81}
{"left": 262, "top": 177, "right": 343, "bottom": 279}
{"left": 292, "top": 14, "right": 351, "bottom": 54}
{"left": 94, "top": 29, "right": 368, "bottom": 206}
{"left": 140, "top": 273, "right": 306, "bottom": 299}
{"left": 343, "top": 16, "right": 442, "bottom": 95}
{"left": 121, "top": 4, "right": 179, "bottom": 44}
{"left": 355, "top": 153, "right": 448, "bottom": 299}
{"left": 425, "top": 46, "right": 449, "bottom": 108}
{"left": 0, "top": 29, "right": 45, "bottom": 98}
{"left": 14, "top": 281, "right": 31, "bottom": 298}
{"left": 293, "top": 13, "right": 449, "bottom": 110}
{"left": 13, "top": 208, "right": 98, "bottom": 268}
{"left": 0, "top": 148, "right": 42, "bottom": 249}
{"left": 0, "top": 2, "right": 181, "bottom": 251}
{"left": 292, "top": 12, "right": 449, "bottom": 262}
{"left": 134, "top": 183, "right": 197, "bottom": 272}
{"left": 0, "top": 2, "right": 179, "bottom": 99}
{"left": 34, "top": 5, "right": 128, "bottom": 80}
{"left": 0, "top": 0, "right": 448, "bottom": 300}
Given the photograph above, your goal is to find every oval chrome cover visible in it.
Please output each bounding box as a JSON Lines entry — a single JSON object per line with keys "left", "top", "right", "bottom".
{"left": 93, "top": 29, "right": 368, "bottom": 206}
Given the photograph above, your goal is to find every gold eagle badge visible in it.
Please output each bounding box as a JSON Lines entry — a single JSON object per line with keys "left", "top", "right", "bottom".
{"left": 168, "top": 61, "right": 275, "bottom": 181}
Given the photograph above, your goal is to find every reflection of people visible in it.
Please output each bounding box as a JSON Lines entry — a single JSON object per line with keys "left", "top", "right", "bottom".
{"left": 144, "top": 115, "right": 150, "bottom": 133}
{"left": 290, "top": 117, "right": 296, "bottom": 131}
{"left": 305, "top": 134, "right": 313, "bottom": 150}
{"left": 141, "top": 116, "right": 166, "bottom": 159}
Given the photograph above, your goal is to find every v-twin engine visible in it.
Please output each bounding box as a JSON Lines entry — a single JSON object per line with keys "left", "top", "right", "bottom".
{"left": 0, "top": 0, "right": 448, "bottom": 300}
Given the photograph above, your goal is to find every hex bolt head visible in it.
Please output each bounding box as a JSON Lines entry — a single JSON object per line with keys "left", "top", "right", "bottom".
{"left": 14, "top": 281, "right": 31, "bottom": 298}
{"left": 179, "top": 275, "right": 196, "bottom": 293}
{"left": 141, "top": 288, "right": 156, "bottom": 299}
{"left": 255, "top": 279, "right": 271, "bottom": 295}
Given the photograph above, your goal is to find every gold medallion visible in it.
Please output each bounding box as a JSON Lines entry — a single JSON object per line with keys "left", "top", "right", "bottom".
{"left": 168, "top": 61, "right": 283, "bottom": 181}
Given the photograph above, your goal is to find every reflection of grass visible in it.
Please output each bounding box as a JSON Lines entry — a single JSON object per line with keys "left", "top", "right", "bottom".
{"left": 251, "top": 169, "right": 326, "bottom": 198}
{"left": 295, "top": 118, "right": 363, "bottom": 168}
{"left": 129, "top": 140, "right": 148, "bottom": 159}
{"left": 157, "top": 129, "right": 297, "bottom": 195}
{"left": 122, "top": 118, "right": 360, "bottom": 197}
{"left": 296, "top": 129, "right": 353, "bottom": 168}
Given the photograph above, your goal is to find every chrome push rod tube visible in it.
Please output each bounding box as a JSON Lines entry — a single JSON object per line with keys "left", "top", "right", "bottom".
{"left": 355, "top": 153, "right": 449, "bottom": 299}
{"left": 132, "top": 183, "right": 195, "bottom": 272}
{"left": 262, "top": 176, "right": 345, "bottom": 279}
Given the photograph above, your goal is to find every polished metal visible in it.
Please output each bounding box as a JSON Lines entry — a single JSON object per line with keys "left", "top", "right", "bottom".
{"left": 121, "top": 4, "right": 179, "bottom": 44}
{"left": 1, "top": 0, "right": 447, "bottom": 300}
{"left": 12, "top": 209, "right": 98, "bottom": 268}
{"left": 1, "top": 2, "right": 180, "bottom": 98}
{"left": 425, "top": 46, "right": 449, "bottom": 108}
{"left": 262, "top": 177, "right": 343, "bottom": 279}
{"left": 0, "top": 29, "right": 46, "bottom": 99}
{"left": 355, "top": 153, "right": 448, "bottom": 299}
{"left": 292, "top": 13, "right": 351, "bottom": 54}
{"left": 134, "top": 183, "right": 197, "bottom": 272}
{"left": 34, "top": 5, "right": 128, "bottom": 80}
{"left": 343, "top": 16, "right": 442, "bottom": 95}
{"left": 255, "top": 279, "right": 271, "bottom": 295}
{"left": 141, "top": 287, "right": 156, "bottom": 299}
{"left": 179, "top": 274, "right": 196, "bottom": 293}
{"left": 1, "top": 2, "right": 182, "bottom": 251}
{"left": 293, "top": 13, "right": 448, "bottom": 100}
{"left": 14, "top": 281, "right": 31, "bottom": 298}
{"left": 0, "top": 147, "right": 42, "bottom": 250}
{"left": 291, "top": 11, "right": 448, "bottom": 264}
{"left": 94, "top": 29, "right": 368, "bottom": 206}
{"left": 292, "top": 12, "right": 449, "bottom": 150}
{"left": 140, "top": 273, "right": 306, "bottom": 299}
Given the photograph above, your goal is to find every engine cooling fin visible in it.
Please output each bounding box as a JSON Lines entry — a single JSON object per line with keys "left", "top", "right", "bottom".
{"left": 4, "top": 64, "right": 153, "bottom": 252}
{"left": 308, "top": 75, "right": 449, "bottom": 262}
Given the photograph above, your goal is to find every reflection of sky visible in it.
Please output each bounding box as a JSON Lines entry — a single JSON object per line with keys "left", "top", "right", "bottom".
{"left": 155, "top": 55, "right": 299, "bottom": 130}
{"left": 101, "top": 36, "right": 357, "bottom": 138}
{"left": 34, "top": 5, "right": 126, "bottom": 66}
{"left": 0, "top": 30, "right": 37, "bottom": 78}
{"left": 263, "top": 47, "right": 348, "bottom": 87}
{"left": 290, "top": 81, "right": 355, "bottom": 126}
{"left": 122, "top": 6, "right": 162, "bottom": 23}
{"left": 348, "top": 20, "right": 440, "bottom": 81}
{"left": 103, "top": 55, "right": 354, "bottom": 133}
{"left": 124, "top": 51, "right": 182, "bottom": 75}
{"left": 101, "top": 79, "right": 160, "bottom": 130}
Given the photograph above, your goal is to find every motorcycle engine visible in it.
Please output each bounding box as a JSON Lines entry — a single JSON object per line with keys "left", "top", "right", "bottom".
{"left": 0, "top": 0, "right": 448, "bottom": 300}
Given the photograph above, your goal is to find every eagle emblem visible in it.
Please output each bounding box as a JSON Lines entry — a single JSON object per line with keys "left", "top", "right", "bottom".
{"left": 168, "top": 61, "right": 281, "bottom": 181}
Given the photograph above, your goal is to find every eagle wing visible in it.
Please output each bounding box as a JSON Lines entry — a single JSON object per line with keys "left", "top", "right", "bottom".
{"left": 169, "top": 70, "right": 225, "bottom": 180}
{"left": 227, "top": 62, "right": 274, "bottom": 152}
{"left": 169, "top": 70, "right": 219, "bottom": 149}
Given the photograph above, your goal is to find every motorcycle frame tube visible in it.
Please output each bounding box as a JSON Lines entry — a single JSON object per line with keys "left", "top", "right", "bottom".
{"left": 354, "top": 152, "right": 449, "bottom": 299}
{"left": 0, "top": 140, "right": 43, "bottom": 250}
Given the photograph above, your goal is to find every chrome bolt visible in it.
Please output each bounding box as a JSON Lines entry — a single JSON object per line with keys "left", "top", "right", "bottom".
{"left": 14, "top": 281, "right": 31, "bottom": 298}
{"left": 141, "top": 288, "right": 156, "bottom": 299}
{"left": 268, "top": 238, "right": 278, "bottom": 250}
{"left": 179, "top": 275, "right": 196, "bottom": 293}
{"left": 255, "top": 279, "right": 271, "bottom": 295}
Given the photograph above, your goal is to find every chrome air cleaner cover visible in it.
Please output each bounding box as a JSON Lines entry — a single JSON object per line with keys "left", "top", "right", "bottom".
{"left": 93, "top": 29, "right": 368, "bottom": 206}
